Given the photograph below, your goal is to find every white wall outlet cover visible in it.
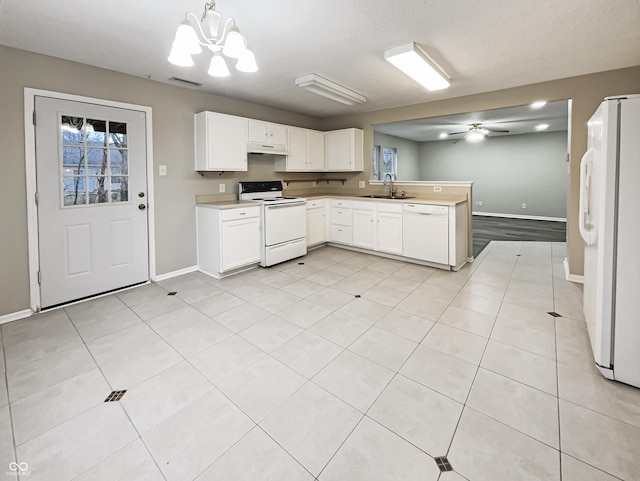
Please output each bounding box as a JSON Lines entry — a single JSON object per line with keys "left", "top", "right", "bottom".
{"left": 158, "top": 165, "right": 167, "bottom": 176}
{"left": 358, "top": 181, "right": 366, "bottom": 188}
{"left": 219, "top": 183, "right": 226, "bottom": 193}
{"left": 522, "top": 203, "right": 527, "bottom": 208}
{"left": 433, "top": 186, "right": 442, "bottom": 192}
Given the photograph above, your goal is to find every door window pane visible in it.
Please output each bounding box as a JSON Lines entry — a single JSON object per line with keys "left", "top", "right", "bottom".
{"left": 60, "top": 115, "right": 130, "bottom": 207}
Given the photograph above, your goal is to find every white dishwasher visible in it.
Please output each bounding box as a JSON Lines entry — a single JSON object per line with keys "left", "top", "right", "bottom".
{"left": 403, "top": 204, "right": 449, "bottom": 265}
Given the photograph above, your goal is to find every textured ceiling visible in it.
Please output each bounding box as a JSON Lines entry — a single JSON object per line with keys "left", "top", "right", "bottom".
{"left": 0, "top": 0, "right": 638, "bottom": 118}
{"left": 374, "top": 100, "right": 569, "bottom": 142}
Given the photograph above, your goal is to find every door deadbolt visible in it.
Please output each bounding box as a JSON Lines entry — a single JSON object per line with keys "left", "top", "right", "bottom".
{"left": 138, "top": 204, "right": 146, "bottom": 210}
{"left": 138, "top": 192, "right": 145, "bottom": 198}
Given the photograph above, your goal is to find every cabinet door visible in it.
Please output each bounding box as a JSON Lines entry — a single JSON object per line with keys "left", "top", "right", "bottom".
{"left": 287, "top": 127, "right": 307, "bottom": 170}
{"left": 306, "top": 208, "right": 326, "bottom": 246}
{"left": 247, "top": 120, "right": 269, "bottom": 144}
{"left": 377, "top": 212, "right": 403, "bottom": 255}
{"left": 270, "top": 123, "right": 287, "bottom": 145}
{"left": 196, "top": 112, "right": 248, "bottom": 171}
{"left": 353, "top": 209, "right": 376, "bottom": 249}
{"left": 220, "top": 217, "right": 260, "bottom": 271}
{"left": 325, "top": 130, "right": 353, "bottom": 171}
{"left": 306, "top": 130, "right": 325, "bottom": 171}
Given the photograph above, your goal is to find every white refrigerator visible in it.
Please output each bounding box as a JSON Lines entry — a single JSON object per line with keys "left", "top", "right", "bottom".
{"left": 579, "top": 94, "right": 640, "bottom": 388}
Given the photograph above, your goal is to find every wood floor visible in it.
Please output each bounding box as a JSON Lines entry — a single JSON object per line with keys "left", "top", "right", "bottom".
{"left": 473, "top": 215, "right": 566, "bottom": 257}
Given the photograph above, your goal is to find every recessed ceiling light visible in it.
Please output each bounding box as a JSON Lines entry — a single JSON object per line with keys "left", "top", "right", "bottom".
{"left": 384, "top": 43, "right": 450, "bottom": 91}
{"left": 531, "top": 100, "right": 547, "bottom": 109}
{"left": 535, "top": 123, "right": 549, "bottom": 131}
{"left": 439, "top": 132, "right": 448, "bottom": 139}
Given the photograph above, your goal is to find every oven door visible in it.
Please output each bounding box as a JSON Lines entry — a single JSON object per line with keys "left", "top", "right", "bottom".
{"left": 263, "top": 202, "right": 307, "bottom": 246}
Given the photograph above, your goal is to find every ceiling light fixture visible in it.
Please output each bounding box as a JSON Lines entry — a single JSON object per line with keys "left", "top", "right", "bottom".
{"left": 295, "top": 74, "right": 366, "bottom": 105}
{"left": 168, "top": 1, "right": 257, "bottom": 78}
{"left": 467, "top": 131, "right": 485, "bottom": 143}
{"left": 439, "top": 132, "right": 448, "bottom": 139}
{"left": 384, "top": 43, "right": 450, "bottom": 91}
{"left": 530, "top": 100, "right": 547, "bottom": 109}
{"left": 535, "top": 123, "right": 549, "bottom": 131}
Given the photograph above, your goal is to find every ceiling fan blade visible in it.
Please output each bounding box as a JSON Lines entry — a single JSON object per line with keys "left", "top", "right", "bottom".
{"left": 452, "top": 132, "right": 471, "bottom": 144}
{"left": 448, "top": 131, "right": 468, "bottom": 135}
{"left": 485, "top": 128, "right": 509, "bottom": 133}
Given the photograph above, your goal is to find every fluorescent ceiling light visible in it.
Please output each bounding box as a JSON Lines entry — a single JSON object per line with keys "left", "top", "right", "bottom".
{"left": 531, "top": 100, "right": 547, "bottom": 109}
{"left": 384, "top": 43, "right": 450, "bottom": 91}
{"left": 439, "top": 132, "right": 448, "bottom": 139}
{"left": 295, "top": 74, "right": 366, "bottom": 105}
{"left": 535, "top": 123, "right": 549, "bottom": 131}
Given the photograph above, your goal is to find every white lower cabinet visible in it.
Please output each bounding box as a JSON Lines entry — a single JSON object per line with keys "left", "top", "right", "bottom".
{"left": 197, "top": 205, "right": 261, "bottom": 278}
{"left": 306, "top": 199, "right": 326, "bottom": 247}
{"left": 376, "top": 203, "right": 403, "bottom": 255}
{"left": 329, "top": 199, "right": 352, "bottom": 245}
{"left": 352, "top": 201, "right": 376, "bottom": 250}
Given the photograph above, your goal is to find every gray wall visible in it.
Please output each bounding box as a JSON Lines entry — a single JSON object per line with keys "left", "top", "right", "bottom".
{"left": 0, "top": 45, "right": 321, "bottom": 317}
{"left": 418, "top": 131, "right": 568, "bottom": 218}
{"left": 372, "top": 132, "right": 420, "bottom": 180}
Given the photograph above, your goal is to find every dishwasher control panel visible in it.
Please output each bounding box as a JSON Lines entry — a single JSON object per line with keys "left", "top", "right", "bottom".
{"left": 403, "top": 204, "right": 449, "bottom": 215}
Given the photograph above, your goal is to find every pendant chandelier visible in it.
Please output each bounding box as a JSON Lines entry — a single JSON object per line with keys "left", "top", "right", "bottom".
{"left": 168, "top": 1, "right": 258, "bottom": 78}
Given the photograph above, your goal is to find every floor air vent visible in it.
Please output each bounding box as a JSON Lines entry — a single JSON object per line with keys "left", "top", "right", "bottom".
{"left": 434, "top": 456, "right": 453, "bottom": 472}
{"left": 104, "top": 390, "right": 127, "bottom": 402}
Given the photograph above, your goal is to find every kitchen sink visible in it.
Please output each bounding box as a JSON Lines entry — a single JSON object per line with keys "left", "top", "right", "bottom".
{"left": 359, "top": 194, "right": 415, "bottom": 200}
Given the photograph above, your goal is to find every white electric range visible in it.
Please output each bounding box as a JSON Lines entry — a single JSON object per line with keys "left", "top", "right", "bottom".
{"left": 238, "top": 181, "right": 307, "bottom": 267}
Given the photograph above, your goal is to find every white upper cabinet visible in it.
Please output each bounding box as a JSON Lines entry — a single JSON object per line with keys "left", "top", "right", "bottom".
{"left": 248, "top": 120, "right": 287, "bottom": 149}
{"left": 195, "top": 112, "right": 248, "bottom": 171}
{"left": 325, "top": 128, "right": 363, "bottom": 171}
{"left": 275, "top": 127, "right": 326, "bottom": 172}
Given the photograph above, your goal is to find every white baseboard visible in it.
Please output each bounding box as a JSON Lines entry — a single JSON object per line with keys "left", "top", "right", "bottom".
{"left": 0, "top": 309, "right": 33, "bottom": 325}
{"left": 153, "top": 265, "right": 198, "bottom": 282}
{"left": 564, "top": 257, "right": 584, "bottom": 283}
{"left": 473, "top": 211, "right": 567, "bottom": 222}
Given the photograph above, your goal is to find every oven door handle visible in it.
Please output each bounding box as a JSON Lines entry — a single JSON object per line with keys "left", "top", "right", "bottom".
{"left": 265, "top": 202, "right": 306, "bottom": 209}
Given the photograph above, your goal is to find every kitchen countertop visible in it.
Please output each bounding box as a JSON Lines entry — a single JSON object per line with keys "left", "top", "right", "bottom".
{"left": 196, "top": 195, "right": 468, "bottom": 209}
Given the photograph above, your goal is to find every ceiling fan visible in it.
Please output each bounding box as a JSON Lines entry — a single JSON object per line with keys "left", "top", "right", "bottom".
{"left": 448, "top": 123, "right": 509, "bottom": 144}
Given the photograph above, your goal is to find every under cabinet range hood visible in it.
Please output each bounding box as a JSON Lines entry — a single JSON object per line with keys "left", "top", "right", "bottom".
{"left": 246, "top": 142, "right": 289, "bottom": 156}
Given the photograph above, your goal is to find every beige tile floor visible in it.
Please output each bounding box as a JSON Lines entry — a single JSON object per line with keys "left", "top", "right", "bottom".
{"left": 2, "top": 241, "right": 640, "bottom": 481}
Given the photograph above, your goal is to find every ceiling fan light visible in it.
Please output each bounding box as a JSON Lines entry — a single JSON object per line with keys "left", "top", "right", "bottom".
{"left": 467, "top": 131, "right": 485, "bottom": 143}
{"left": 439, "top": 132, "right": 448, "bottom": 139}
{"left": 384, "top": 43, "right": 450, "bottom": 91}
{"left": 236, "top": 48, "right": 258, "bottom": 73}
{"left": 173, "top": 19, "right": 202, "bottom": 55}
{"left": 223, "top": 26, "right": 247, "bottom": 58}
{"left": 168, "top": 44, "right": 194, "bottom": 67}
{"left": 208, "top": 53, "right": 230, "bottom": 77}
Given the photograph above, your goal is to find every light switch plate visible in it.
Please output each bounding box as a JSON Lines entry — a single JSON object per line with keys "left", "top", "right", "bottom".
{"left": 158, "top": 165, "right": 167, "bottom": 176}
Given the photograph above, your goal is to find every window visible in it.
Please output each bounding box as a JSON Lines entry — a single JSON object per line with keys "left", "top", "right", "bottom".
{"left": 372, "top": 145, "right": 397, "bottom": 181}
{"left": 61, "top": 116, "right": 129, "bottom": 206}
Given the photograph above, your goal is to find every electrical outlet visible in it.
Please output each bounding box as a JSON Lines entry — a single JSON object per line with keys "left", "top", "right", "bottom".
{"left": 219, "top": 183, "right": 226, "bottom": 193}
{"left": 158, "top": 165, "right": 167, "bottom": 176}
{"left": 522, "top": 203, "right": 527, "bottom": 209}
{"left": 477, "top": 200, "right": 483, "bottom": 206}
{"left": 433, "top": 186, "right": 442, "bottom": 192}
{"left": 358, "top": 181, "right": 366, "bottom": 188}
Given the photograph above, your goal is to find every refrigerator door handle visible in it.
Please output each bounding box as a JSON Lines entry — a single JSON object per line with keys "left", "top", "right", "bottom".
{"left": 579, "top": 148, "right": 596, "bottom": 245}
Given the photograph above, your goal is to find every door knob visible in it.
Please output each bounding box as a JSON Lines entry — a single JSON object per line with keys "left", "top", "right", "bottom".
{"left": 138, "top": 204, "right": 146, "bottom": 210}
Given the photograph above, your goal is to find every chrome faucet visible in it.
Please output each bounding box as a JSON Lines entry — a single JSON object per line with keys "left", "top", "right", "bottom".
{"left": 383, "top": 173, "right": 395, "bottom": 198}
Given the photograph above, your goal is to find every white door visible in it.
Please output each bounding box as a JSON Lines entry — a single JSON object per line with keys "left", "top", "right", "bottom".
{"left": 35, "top": 97, "right": 149, "bottom": 308}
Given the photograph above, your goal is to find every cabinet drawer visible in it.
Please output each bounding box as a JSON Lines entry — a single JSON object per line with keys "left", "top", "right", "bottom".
{"left": 330, "top": 199, "right": 352, "bottom": 208}
{"left": 377, "top": 202, "right": 403, "bottom": 214}
{"left": 330, "top": 225, "right": 352, "bottom": 244}
{"left": 306, "top": 199, "right": 326, "bottom": 210}
{"left": 351, "top": 200, "right": 375, "bottom": 211}
{"left": 330, "top": 207, "right": 352, "bottom": 226}
{"left": 220, "top": 206, "right": 260, "bottom": 221}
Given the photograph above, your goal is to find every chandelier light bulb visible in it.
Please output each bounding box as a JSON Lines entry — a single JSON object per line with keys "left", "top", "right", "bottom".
{"left": 204, "top": 9, "right": 222, "bottom": 38}
{"left": 208, "top": 52, "right": 230, "bottom": 77}
{"left": 236, "top": 48, "right": 258, "bottom": 73}
{"left": 173, "top": 19, "right": 202, "bottom": 55}
{"left": 223, "top": 26, "right": 247, "bottom": 58}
